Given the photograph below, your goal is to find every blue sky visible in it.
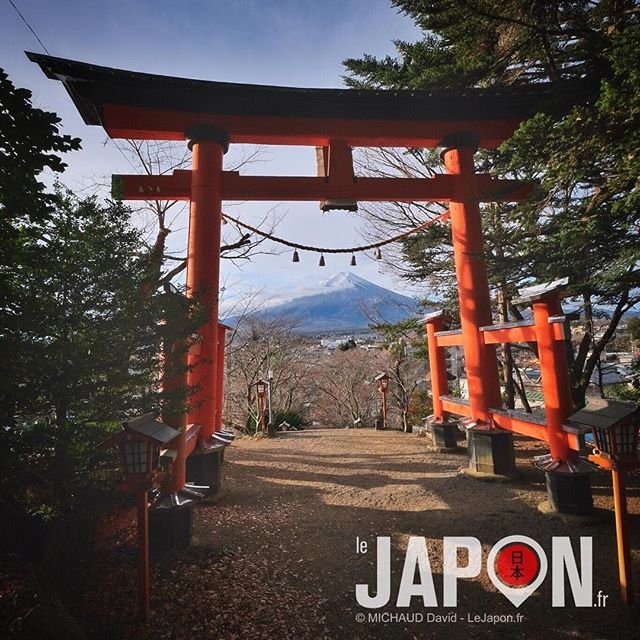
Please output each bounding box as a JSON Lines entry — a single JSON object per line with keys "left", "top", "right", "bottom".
{"left": 1, "top": 1, "right": 421, "bottom": 301}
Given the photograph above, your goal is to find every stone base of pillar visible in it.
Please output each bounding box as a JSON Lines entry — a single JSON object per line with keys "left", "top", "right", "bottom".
{"left": 186, "top": 448, "right": 223, "bottom": 494}
{"left": 431, "top": 422, "right": 460, "bottom": 453}
{"left": 149, "top": 503, "right": 193, "bottom": 557}
{"left": 466, "top": 428, "right": 516, "bottom": 477}
{"left": 543, "top": 470, "right": 593, "bottom": 516}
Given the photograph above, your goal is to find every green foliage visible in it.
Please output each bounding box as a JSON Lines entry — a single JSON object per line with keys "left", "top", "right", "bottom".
{"left": 628, "top": 317, "right": 640, "bottom": 341}
{"left": 344, "top": 1, "right": 619, "bottom": 90}
{"left": 345, "top": 1, "right": 640, "bottom": 405}
{"left": 497, "top": 26, "right": 640, "bottom": 305}
{"left": 0, "top": 68, "right": 80, "bottom": 269}
{"left": 0, "top": 70, "right": 207, "bottom": 521}
{"left": 338, "top": 338, "right": 357, "bottom": 351}
{"left": 0, "top": 191, "right": 203, "bottom": 519}
{"left": 2, "top": 191, "right": 158, "bottom": 423}
{"left": 0, "top": 192, "right": 142, "bottom": 516}
{"left": 407, "top": 386, "right": 433, "bottom": 425}
{"left": 273, "top": 409, "right": 306, "bottom": 429}
{"left": 2, "top": 417, "right": 122, "bottom": 522}
{"left": 608, "top": 380, "right": 640, "bottom": 404}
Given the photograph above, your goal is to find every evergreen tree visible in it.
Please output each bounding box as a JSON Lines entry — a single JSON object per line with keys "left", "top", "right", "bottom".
{"left": 0, "top": 69, "right": 201, "bottom": 517}
{"left": 0, "top": 67, "right": 80, "bottom": 272}
{"left": 344, "top": 1, "right": 640, "bottom": 406}
{"left": 0, "top": 191, "right": 200, "bottom": 517}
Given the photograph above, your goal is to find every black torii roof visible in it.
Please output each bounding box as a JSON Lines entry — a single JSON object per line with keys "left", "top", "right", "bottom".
{"left": 27, "top": 52, "right": 592, "bottom": 129}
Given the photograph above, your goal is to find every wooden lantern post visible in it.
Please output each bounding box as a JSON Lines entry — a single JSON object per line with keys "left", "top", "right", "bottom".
{"left": 255, "top": 378, "right": 268, "bottom": 433}
{"left": 99, "top": 415, "right": 180, "bottom": 623}
{"left": 136, "top": 489, "right": 150, "bottom": 622}
{"left": 375, "top": 372, "right": 391, "bottom": 430}
{"left": 569, "top": 399, "right": 640, "bottom": 605}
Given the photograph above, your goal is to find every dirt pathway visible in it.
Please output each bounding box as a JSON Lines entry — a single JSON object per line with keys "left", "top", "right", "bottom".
{"left": 183, "top": 428, "right": 638, "bottom": 640}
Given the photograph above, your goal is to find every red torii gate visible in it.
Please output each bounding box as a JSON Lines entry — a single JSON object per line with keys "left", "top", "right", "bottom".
{"left": 29, "top": 52, "right": 592, "bottom": 514}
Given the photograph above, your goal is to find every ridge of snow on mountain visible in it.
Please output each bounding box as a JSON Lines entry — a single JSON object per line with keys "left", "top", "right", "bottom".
{"left": 235, "top": 272, "right": 422, "bottom": 333}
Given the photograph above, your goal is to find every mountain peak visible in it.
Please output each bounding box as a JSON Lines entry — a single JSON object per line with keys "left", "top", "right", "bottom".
{"left": 324, "top": 272, "right": 370, "bottom": 289}
{"left": 225, "top": 272, "right": 425, "bottom": 334}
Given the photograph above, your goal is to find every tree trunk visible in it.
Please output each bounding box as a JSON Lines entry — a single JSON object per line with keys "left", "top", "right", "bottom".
{"left": 571, "top": 383, "right": 587, "bottom": 409}
{"left": 512, "top": 361, "right": 532, "bottom": 413}
{"left": 496, "top": 281, "right": 516, "bottom": 409}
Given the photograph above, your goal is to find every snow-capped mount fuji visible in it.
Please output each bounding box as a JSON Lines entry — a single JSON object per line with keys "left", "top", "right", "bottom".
{"left": 238, "top": 272, "right": 422, "bottom": 333}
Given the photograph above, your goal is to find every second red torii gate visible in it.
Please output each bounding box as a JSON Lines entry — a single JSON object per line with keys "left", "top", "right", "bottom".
{"left": 29, "top": 52, "right": 588, "bottom": 509}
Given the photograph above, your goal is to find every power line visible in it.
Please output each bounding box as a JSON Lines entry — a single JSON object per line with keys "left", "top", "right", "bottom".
{"left": 4, "top": 1, "right": 448, "bottom": 259}
{"left": 7, "top": 1, "right": 143, "bottom": 198}
{"left": 8, "top": 0, "right": 51, "bottom": 55}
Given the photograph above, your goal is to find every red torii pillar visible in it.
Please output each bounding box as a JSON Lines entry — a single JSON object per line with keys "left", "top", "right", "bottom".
{"left": 441, "top": 135, "right": 514, "bottom": 475}
{"left": 443, "top": 138, "right": 502, "bottom": 420}
{"left": 183, "top": 125, "right": 229, "bottom": 490}
{"left": 215, "top": 323, "right": 231, "bottom": 432}
{"left": 511, "top": 281, "right": 593, "bottom": 514}
{"left": 185, "top": 126, "right": 228, "bottom": 440}
{"left": 425, "top": 311, "right": 450, "bottom": 423}
{"left": 532, "top": 293, "right": 574, "bottom": 463}
{"left": 425, "top": 310, "right": 459, "bottom": 451}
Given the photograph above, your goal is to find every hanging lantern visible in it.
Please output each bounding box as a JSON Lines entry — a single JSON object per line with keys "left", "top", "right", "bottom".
{"left": 374, "top": 247, "right": 382, "bottom": 260}
{"left": 374, "top": 372, "right": 391, "bottom": 393}
{"left": 569, "top": 399, "right": 639, "bottom": 462}
{"left": 292, "top": 249, "right": 300, "bottom": 263}
{"left": 319, "top": 254, "right": 326, "bottom": 267}
{"left": 255, "top": 378, "right": 268, "bottom": 399}
{"left": 97, "top": 413, "right": 179, "bottom": 491}
{"left": 350, "top": 254, "right": 357, "bottom": 266}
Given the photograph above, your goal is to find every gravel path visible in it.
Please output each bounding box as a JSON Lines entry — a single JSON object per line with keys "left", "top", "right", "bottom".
{"left": 184, "top": 428, "right": 639, "bottom": 640}
{"left": 13, "top": 427, "right": 634, "bottom": 639}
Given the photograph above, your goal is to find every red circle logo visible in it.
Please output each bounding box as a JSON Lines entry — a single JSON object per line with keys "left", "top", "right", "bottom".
{"left": 495, "top": 542, "right": 540, "bottom": 587}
